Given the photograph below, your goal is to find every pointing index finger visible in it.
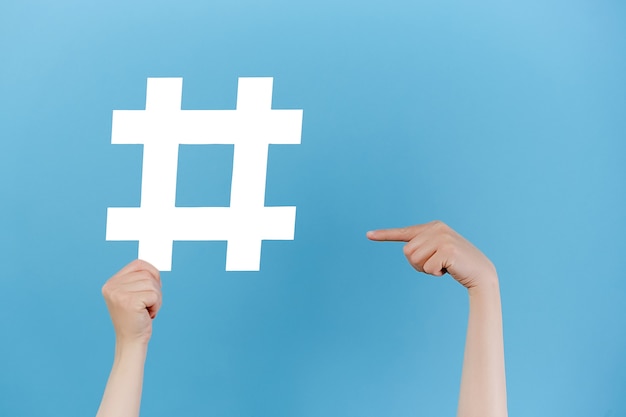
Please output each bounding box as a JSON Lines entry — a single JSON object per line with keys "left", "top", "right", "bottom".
{"left": 367, "top": 224, "right": 427, "bottom": 242}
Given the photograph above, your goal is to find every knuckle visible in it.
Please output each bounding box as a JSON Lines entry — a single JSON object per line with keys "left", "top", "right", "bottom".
{"left": 409, "top": 253, "right": 423, "bottom": 269}
{"left": 146, "top": 291, "right": 159, "bottom": 305}
{"left": 130, "top": 259, "right": 147, "bottom": 269}
{"left": 402, "top": 244, "right": 412, "bottom": 257}
{"left": 101, "top": 281, "right": 114, "bottom": 298}
{"left": 431, "top": 220, "right": 448, "bottom": 230}
{"left": 422, "top": 257, "right": 436, "bottom": 273}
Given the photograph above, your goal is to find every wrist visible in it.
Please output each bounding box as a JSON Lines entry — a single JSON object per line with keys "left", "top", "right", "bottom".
{"left": 467, "top": 272, "right": 500, "bottom": 298}
{"left": 114, "top": 328, "right": 152, "bottom": 349}
{"left": 114, "top": 338, "right": 149, "bottom": 359}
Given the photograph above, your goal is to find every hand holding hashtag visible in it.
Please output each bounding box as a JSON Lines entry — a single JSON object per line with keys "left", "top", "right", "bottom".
{"left": 101, "top": 259, "right": 162, "bottom": 346}
{"left": 97, "top": 259, "right": 162, "bottom": 417}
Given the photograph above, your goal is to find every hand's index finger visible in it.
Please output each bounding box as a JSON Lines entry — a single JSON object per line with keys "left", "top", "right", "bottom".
{"left": 367, "top": 224, "right": 426, "bottom": 242}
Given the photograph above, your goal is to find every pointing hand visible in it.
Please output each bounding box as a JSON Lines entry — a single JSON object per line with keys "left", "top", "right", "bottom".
{"left": 367, "top": 221, "right": 497, "bottom": 289}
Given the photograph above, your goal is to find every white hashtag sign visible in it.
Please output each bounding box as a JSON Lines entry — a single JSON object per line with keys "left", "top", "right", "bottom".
{"left": 106, "top": 77, "right": 302, "bottom": 271}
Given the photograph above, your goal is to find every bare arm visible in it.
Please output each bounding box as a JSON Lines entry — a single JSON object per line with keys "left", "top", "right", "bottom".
{"left": 460, "top": 279, "right": 506, "bottom": 417}
{"left": 367, "top": 221, "right": 507, "bottom": 417}
{"left": 96, "top": 260, "right": 162, "bottom": 417}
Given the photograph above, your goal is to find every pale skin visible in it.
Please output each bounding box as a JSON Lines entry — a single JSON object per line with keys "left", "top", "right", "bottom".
{"left": 367, "top": 220, "right": 508, "bottom": 417}
{"left": 97, "top": 221, "right": 506, "bottom": 417}
{"left": 96, "top": 259, "right": 162, "bottom": 417}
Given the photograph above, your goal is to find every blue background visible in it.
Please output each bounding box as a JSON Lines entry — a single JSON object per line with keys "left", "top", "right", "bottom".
{"left": 1, "top": 0, "right": 625, "bottom": 416}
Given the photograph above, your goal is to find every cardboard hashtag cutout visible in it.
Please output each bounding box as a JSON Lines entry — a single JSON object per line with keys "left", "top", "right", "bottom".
{"left": 106, "top": 77, "right": 303, "bottom": 271}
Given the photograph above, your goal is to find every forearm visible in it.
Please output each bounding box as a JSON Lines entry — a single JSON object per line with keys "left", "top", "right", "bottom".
{"left": 96, "top": 342, "right": 148, "bottom": 417}
{"left": 457, "top": 277, "right": 507, "bottom": 417}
